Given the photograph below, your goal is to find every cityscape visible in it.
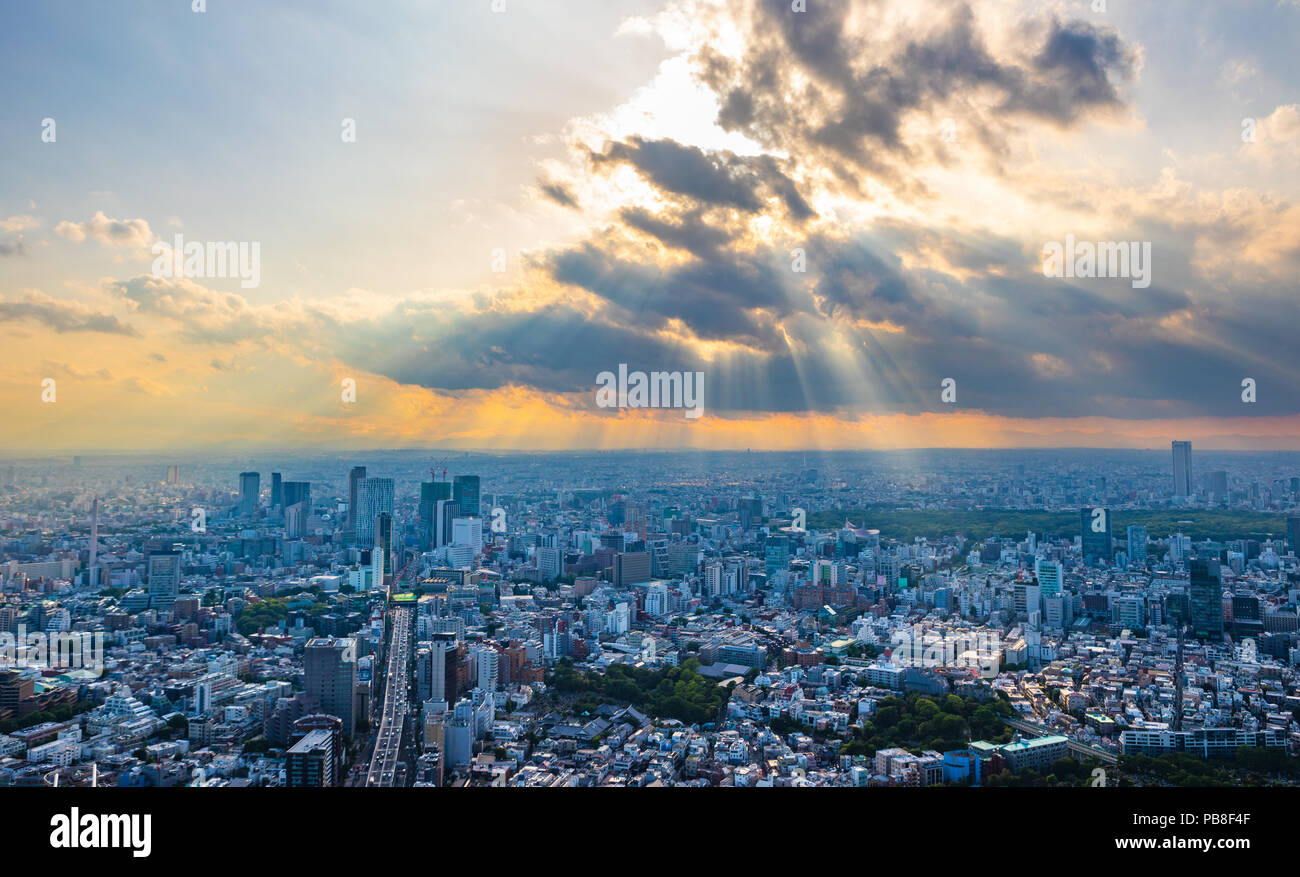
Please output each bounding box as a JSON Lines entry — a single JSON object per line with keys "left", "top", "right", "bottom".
{"left": 1, "top": 446, "right": 1299, "bottom": 788}
{"left": 2, "top": 0, "right": 1299, "bottom": 824}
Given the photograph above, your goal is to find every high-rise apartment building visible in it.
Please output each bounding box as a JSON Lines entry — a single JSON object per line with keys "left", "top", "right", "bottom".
{"left": 285, "top": 729, "right": 336, "bottom": 787}
{"left": 428, "top": 632, "right": 457, "bottom": 705}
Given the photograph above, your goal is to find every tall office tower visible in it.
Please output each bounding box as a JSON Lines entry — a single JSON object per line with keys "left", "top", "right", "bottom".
{"left": 452, "top": 516, "right": 483, "bottom": 554}
{"left": 375, "top": 512, "right": 394, "bottom": 583}
{"left": 1188, "top": 558, "right": 1224, "bottom": 640}
{"left": 87, "top": 497, "right": 99, "bottom": 589}
{"left": 434, "top": 499, "right": 460, "bottom": 549}
{"left": 1288, "top": 516, "right": 1300, "bottom": 555}
{"left": 419, "top": 481, "right": 452, "bottom": 551}
{"left": 1034, "top": 558, "right": 1063, "bottom": 597}
{"left": 1172, "top": 441, "right": 1192, "bottom": 497}
{"left": 166, "top": 465, "right": 180, "bottom": 484}
{"left": 239, "top": 472, "right": 260, "bottom": 517}
{"left": 613, "top": 551, "right": 652, "bottom": 587}
{"left": 356, "top": 477, "right": 394, "bottom": 549}
{"left": 147, "top": 552, "right": 182, "bottom": 607}
{"left": 428, "top": 632, "right": 457, "bottom": 705}
{"left": 1080, "top": 507, "right": 1112, "bottom": 566}
{"left": 304, "top": 637, "right": 358, "bottom": 736}
{"left": 452, "top": 475, "right": 481, "bottom": 518}
{"left": 1208, "top": 470, "right": 1229, "bottom": 500}
{"left": 283, "top": 481, "right": 312, "bottom": 514}
{"left": 271, "top": 472, "right": 283, "bottom": 508}
{"left": 1126, "top": 525, "right": 1148, "bottom": 567}
{"left": 347, "top": 466, "right": 367, "bottom": 532}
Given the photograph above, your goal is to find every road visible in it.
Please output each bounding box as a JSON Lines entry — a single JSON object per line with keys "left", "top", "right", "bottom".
{"left": 365, "top": 604, "right": 415, "bottom": 787}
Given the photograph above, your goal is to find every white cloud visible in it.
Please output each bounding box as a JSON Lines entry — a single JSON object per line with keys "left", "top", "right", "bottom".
{"left": 54, "top": 211, "right": 155, "bottom": 250}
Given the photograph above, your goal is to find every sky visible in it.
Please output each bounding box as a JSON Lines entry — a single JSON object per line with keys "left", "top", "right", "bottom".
{"left": 1, "top": 0, "right": 1298, "bottom": 453}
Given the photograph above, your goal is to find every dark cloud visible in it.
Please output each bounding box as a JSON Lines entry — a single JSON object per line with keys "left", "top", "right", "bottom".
{"left": 619, "top": 206, "right": 733, "bottom": 259}
{"left": 0, "top": 293, "right": 136, "bottom": 335}
{"left": 697, "top": 2, "right": 1137, "bottom": 188}
{"left": 538, "top": 180, "right": 579, "bottom": 209}
{"left": 544, "top": 240, "right": 794, "bottom": 346}
{"left": 591, "top": 136, "right": 813, "bottom": 220}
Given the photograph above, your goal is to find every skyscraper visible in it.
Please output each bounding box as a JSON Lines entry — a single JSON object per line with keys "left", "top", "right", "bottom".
{"left": 1188, "top": 558, "right": 1223, "bottom": 640}
{"left": 1287, "top": 516, "right": 1300, "bottom": 555}
{"left": 304, "top": 637, "right": 358, "bottom": 736}
{"left": 452, "top": 475, "right": 481, "bottom": 518}
{"left": 434, "top": 499, "right": 460, "bottom": 549}
{"left": 356, "top": 477, "right": 394, "bottom": 549}
{"left": 239, "top": 472, "right": 260, "bottom": 517}
{"left": 347, "top": 466, "right": 367, "bottom": 533}
{"left": 1080, "top": 507, "right": 1112, "bottom": 566}
{"left": 1208, "top": 470, "right": 1228, "bottom": 501}
{"left": 271, "top": 472, "right": 283, "bottom": 508}
{"left": 1172, "top": 441, "right": 1192, "bottom": 498}
{"left": 419, "top": 481, "right": 452, "bottom": 551}
{"left": 87, "top": 497, "right": 99, "bottom": 589}
{"left": 375, "top": 511, "right": 394, "bottom": 584}
{"left": 283, "top": 481, "right": 312, "bottom": 514}
{"left": 1126, "top": 525, "right": 1148, "bottom": 567}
